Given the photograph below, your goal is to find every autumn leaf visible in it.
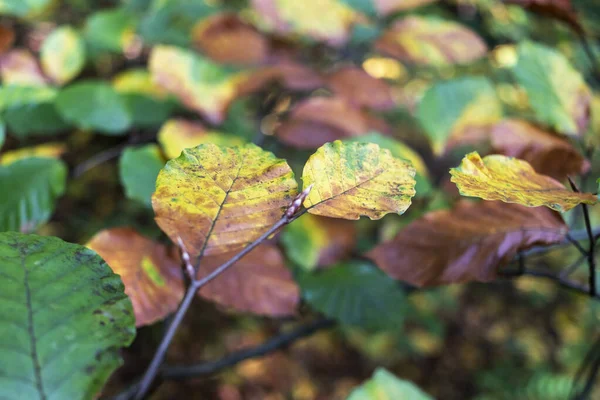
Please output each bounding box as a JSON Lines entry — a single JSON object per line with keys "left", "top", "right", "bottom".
{"left": 491, "top": 119, "right": 589, "bottom": 180}
{"left": 375, "top": 16, "right": 487, "bottom": 66}
{"left": 149, "top": 45, "right": 250, "bottom": 124}
{"left": 511, "top": 41, "right": 591, "bottom": 136}
{"left": 367, "top": 201, "right": 567, "bottom": 287}
{"left": 0, "top": 49, "right": 47, "bottom": 86}
{"left": 40, "top": 26, "right": 86, "bottom": 85}
{"left": 505, "top": 0, "right": 582, "bottom": 32}
{"left": 326, "top": 66, "right": 394, "bottom": 110}
{"left": 276, "top": 97, "right": 389, "bottom": 149}
{"left": 87, "top": 228, "right": 184, "bottom": 327}
{"left": 252, "top": 0, "right": 357, "bottom": 46}
{"left": 372, "top": 0, "right": 437, "bottom": 15}
{"left": 302, "top": 140, "right": 416, "bottom": 219}
{"left": 450, "top": 152, "right": 597, "bottom": 212}
{"left": 0, "top": 142, "right": 66, "bottom": 165}
{"left": 417, "top": 77, "right": 503, "bottom": 153}
{"left": 191, "top": 13, "right": 270, "bottom": 65}
{"left": 281, "top": 213, "right": 356, "bottom": 271}
{"left": 197, "top": 244, "right": 299, "bottom": 316}
{"left": 158, "top": 119, "right": 245, "bottom": 160}
{"left": 0, "top": 25, "right": 15, "bottom": 55}
{"left": 152, "top": 143, "right": 298, "bottom": 259}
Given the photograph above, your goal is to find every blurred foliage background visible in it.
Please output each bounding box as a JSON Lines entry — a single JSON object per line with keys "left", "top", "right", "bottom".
{"left": 1, "top": 0, "right": 600, "bottom": 399}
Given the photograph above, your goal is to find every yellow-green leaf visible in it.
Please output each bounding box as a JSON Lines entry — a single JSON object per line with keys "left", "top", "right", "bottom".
{"left": 302, "top": 140, "right": 416, "bottom": 220}
{"left": 252, "top": 0, "right": 357, "bottom": 46}
{"left": 149, "top": 45, "right": 249, "bottom": 124}
{"left": 40, "top": 26, "right": 86, "bottom": 85}
{"left": 511, "top": 41, "right": 591, "bottom": 136}
{"left": 158, "top": 119, "right": 245, "bottom": 160}
{"left": 450, "top": 152, "right": 597, "bottom": 212}
{"left": 0, "top": 142, "right": 66, "bottom": 165}
{"left": 375, "top": 16, "right": 487, "bottom": 66}
{"left": 152, "top": 143, "right": 298, "bottom": 259}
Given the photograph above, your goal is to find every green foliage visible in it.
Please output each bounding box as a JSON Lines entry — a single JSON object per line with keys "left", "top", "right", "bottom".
{"left": 119, "top": 144, "right": 165, "bottom": 207}
{"left": 0, "top": 157, "right": 66, "bottom": 232}
{"left": 347, "top": 368, "right": 433, "bottom": 399}
{"left": 0, "top": 232, "right": 135, "bottom": 399}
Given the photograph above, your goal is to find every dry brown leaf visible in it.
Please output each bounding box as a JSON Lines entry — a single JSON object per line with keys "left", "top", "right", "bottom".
{"left": 197, "top": 244, "right": 300, "bottom": 316}
{"left": 87, "top": 227, "right": 185, "bottom": 327}
{"left": 326, "top": 66, "right": 394, "bottom": 110}
{"left": 367, "top": 201, "right": 567, "bottom": 287}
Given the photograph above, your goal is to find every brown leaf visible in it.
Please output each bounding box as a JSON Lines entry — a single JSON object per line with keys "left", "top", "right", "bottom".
{"left": 0, "top": 25, "right": 15, "bottom": 55}
{"left": 239, "top": 62, "right": 324, "bottom": 95}
{"left": 0, "top": 49, "right": 47, "bottom": 86}
{"left": 191, "top": 13, "right": 270, "bottom": 66}
{"left": 367, "top": 201, "right": 567, "bottom": 287}
{"left": 87, "top": 227, "right": 185, "bottom": 327}
{"left": 326, "top": 66, "right": 394, "bottom": 110}
{"left": 276, "top": 97, "right": 389, "bottom": 149}
{"left": 491, "top": 119, "right": 589, "bottom": 180}
{"left": 505, "top": 0, "right": 582, "bottom": 33}
{"left": 197, "top": 244, "right": 299, "bottom": 317}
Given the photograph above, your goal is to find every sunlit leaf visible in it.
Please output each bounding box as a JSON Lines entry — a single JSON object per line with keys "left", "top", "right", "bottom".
{"left": 0, "top": 157, "right": 66, "bottom": 232}
{"left": 348, "top": 133, "right": 432, "bottom": 197}
{"left": 191, "top": 13, "right": 270, "bottom": 65}
{"left": 511, "top": 41, "right": 591, "bottom": 136}
{"left": 491, "top": 119, "right": 589, "bottom": 180}
{"left": 417, "top": 77, "right": 503, "bottom": 153}
{"left": 326, "top": 66, "right": 394, "bottom": 110}
{"left": 281, "top": 213, "right": 356, "bottom": 271}
{"left": 376, "top": 16, "right": 487, "bottom": 66}
{"left": 367, "top": 201, "right": 567, "bottom": 287}
{"left": 302, "top": 140, "right": 416, "bottom": 220}
{"left": 276, "top": 97, "right": 389, "bottom": 149}
{"left": 0, "top": 49, "right": 47, "bottom": 86}
{"left": 119, "top": 144, "right": 165, "bottom": 207}
{"left": 153, "top": 143, "right": 298, "bottom": 259}
{"left": 0, "top": 232, "right": 135, "bottom": 399}
{"left": 149, "top": 45, "right": 249, "bottom": 124}
{"left": 197, "top": 244, "right": 299, "bottom": 316}
{"left": 450, "top": 152, "right": 597, "bottom": 212}
{"left": 158, "top": 119, "right": 245, "bottom": 160}
{"left": 0, "top": 0, "right": 52, "bottom": 17}
{"left": 0, "top": 85, "right": 56, "bottom": 111}
{"left": 55, "top": 80, "right": 132, "bottom": 134}
{"left": 252, "top": 0, "right": 357, "bottom": 46}
{"left": 298, "top": 260, "right": 406, "bottom": 330}
{"left": 348, "top": 368, "right": 433, "bottom": 399}
{"left": 87, "top": 227, "right": 184, "bottom": 327}
{"left": 0, "top": 142, "right": 66, "bottom": 165}
{"left": 40, "top": 26, "right": 86, "bottom": 85}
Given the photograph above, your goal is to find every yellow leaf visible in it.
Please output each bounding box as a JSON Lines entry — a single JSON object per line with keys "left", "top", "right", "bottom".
{"left": 450, "top": 152, "right": 597, "bottom": 212}
{"left": 0, "top": 142, "right": 66, "bottom": 165}
{"left": 302, "top": 140, "right": 416, "bottom": 220}
{"left": 40, "top": 25, "right": 86, "bottom": 85}
{"left": 152, "top": 143, "right": 298, "bottom": 259}
{"left": 112, "top": 68, "right": 168, "bottom": 99}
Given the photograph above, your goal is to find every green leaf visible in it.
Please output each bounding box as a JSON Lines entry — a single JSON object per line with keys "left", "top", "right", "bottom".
{"left": 0, "top": 157, "right": 67, "bottom": 232}
{"left": 511, "top": 41, "right": 591, "bottom": 136}
{"left": 0, "top": 232, "right": 135, "bottom": 399}
{"left": 347, "top": 368, "right": 433, "bottom": 400}
{"left": 298, "top": 260, "right": 406, "bottom": 331}
{"left": 5, "top": 102, "right": 70, "bottom": 139}
{"left": 119, "top": 144, "right": 165, "bottom": 207}
{"left": 40, "top": 26, "right": 86, "bottom": 85}
{"left": 417, "top": 76, "right": 502, "bottom": 153}
{"left": 0, "top": 0, "right": 51, "bottom": 17}
{"left": 56, "top": 81, "right": 132, "bottom": 135}
{"left": 121, "top": 94, "right": 175, "bottom": 127}
{"left": 0, "top": 86, "right": 57, "bottom": 112}
{"left": 0, "top": 118, "right": 5, "bottom": 149}
{"left": 84, "top": 8, "right": 138, "bottom": 53}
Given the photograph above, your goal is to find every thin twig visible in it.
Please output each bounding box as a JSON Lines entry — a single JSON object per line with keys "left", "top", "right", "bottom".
{"left": 560, "top": 255, "right": 587, "bottom": 279}
{"left": 71, "top": 144, "right": 126, "bottom": 178}
{"left": 566, "top": 233, "right": 589, "bottom": 258}
{"left": 571, "top": 334, "right": 600, "bottom": 400}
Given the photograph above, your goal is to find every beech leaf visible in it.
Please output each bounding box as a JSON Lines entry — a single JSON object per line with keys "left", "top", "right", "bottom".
{"left": 375, "top": 16, "right": 487, "bottom": 66}
{"left": 40, "top": 26, "right": 86, "bottom": 85}
{"left": 450, "top": 152, "right": 597, "bottom": 212}
{"left": 119, "top": 144, "right": 165, "bottom": 207}
{"left": 367, "top": 201, "right": 567, "bottom": 287}
{"left": 197, "top": 244, "right": 299, "bottom": 317}
{"left": 348, "top": 368, "right": 433, "bottom": 400}
{"left": 326, "top": 66, "right": 394, "bottom": 110}
{"left": 0, "top": 49, "right": 47, "bottom": 86}
{"left": 152, "top": 143, "right": 298, "bottom": 259}
{"left": 302, "top": 140, "right": 416, "bottom": 220}
{"left": 87, "top": 227, "right": 184, "bottom": 327}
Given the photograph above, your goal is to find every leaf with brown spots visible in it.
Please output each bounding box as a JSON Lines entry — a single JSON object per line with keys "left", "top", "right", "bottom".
{"left": 152, "top": 143, "right": 298, "bottom": 259}
{"left": 326, "top": 66, "right": 394, "bottom": 110}
{"left": 491, "top": 119, "right": 589, "bottom": 180}
{"left": 87, "top": 227, "right": 184, "bottom": 327}
{"left": 302, "top": 140, "right": 416, "bottom": 220}
{"left": 367, "top": 201, "right": 567, "bottom": 287}
{"left": 375, "top": 16, "right": 487, "bottom": 66}
{"left": 197, "top": 244, "right": 299, "bottom": 316}
{"left": 276, "top": 97, "right": 390, "bottom": 149}
{"left": 450, "top": 152, "right": 597, "bottom": 212}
